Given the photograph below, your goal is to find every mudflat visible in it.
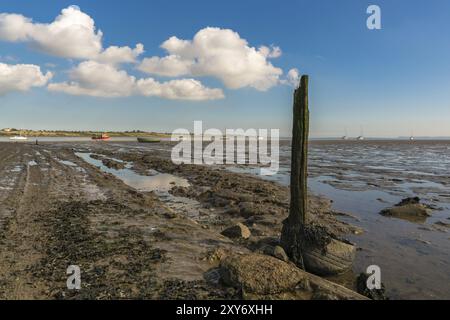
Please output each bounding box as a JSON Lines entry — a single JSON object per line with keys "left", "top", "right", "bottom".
{"left": 0, "top": 142, "right": 362, "bottom": 299}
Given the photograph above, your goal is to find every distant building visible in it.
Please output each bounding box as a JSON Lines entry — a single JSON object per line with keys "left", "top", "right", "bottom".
{"left": 2, "top": 128, "right": 12, "bottom": 132}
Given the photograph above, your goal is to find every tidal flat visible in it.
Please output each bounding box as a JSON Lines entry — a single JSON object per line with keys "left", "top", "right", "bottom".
{"left": 0, "top": 139, "right": 449, "bottom": 299}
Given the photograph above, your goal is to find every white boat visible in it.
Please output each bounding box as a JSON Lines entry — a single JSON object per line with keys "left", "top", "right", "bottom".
{"left": 342, "top": 128, "right": 348, "bottom": 140}
{"left": 356, "top": 126, "right": 364, "bottom": 140}
{"left": 10, "top": 136, "right": 28, "bottom": 141}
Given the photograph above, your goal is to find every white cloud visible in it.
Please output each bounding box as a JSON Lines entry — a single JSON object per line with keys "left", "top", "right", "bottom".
{"left": 137, "top": 78, "right": 224, "bottom": 101}
{"left": 1, "top": 7, "right": 293, "bottom": 99}
{"left": 0, "top": 63, "right": 52, "bottom": 95}
{"left": 0, "top": 5, "right": 143, "bottom": 64}
{"left": 138, "top": 27, "right": 283, "bottom": 91}
{"left": 96, "top": 43, "right": 144, "bottom": 65}
{"left": 280, "top": 68, "right": 300, "bottom": 87}
{"left": 48, "top": 60, "right": 223, "bottom": 100}
{"left": 258, "top": 45, "right": 282, "bottom": 58}
{"left": 138, "top": 55, "right": 193, "bottom": 77}
{"left": 48, "top": 61, "right": 135, "bottom": 97}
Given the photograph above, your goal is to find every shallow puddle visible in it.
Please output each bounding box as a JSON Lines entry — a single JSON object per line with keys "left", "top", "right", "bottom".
{"left": 75, "top": 153, "right": 189, "bottom": 192}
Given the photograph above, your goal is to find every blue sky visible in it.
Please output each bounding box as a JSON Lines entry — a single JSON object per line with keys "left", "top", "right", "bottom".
{"left": 1, "top": 0, "right": 450, "bottom": 137}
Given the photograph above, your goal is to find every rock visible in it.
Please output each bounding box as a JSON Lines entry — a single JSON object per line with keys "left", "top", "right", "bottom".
{"left": 219, "top": 253, "right": 310, "bottom": 295}
{"left": 204, "top": 247, "right": 231, "bottom": 263}
{"left": 397, "top": 197, "right": 420, "bottom": 206}
{"left": 273, "top": 246, "right": 289, "bottom": 262}
{"left": 219, "top": 253, "right": 367, "bottom": 300}
{"left": 302, "top": 238, "right": 356, "bottom": 276}
{"left": 380, "top": 197, "right": 432, "bottom": 223}
{"left": 264, "top": 245, "right": 289, "bottom": 262}
{"left": 221, "top": 223, "right": 251, "bottom": 239}
{"left": 101, "top": 158, "right": 125, "bottom": 170}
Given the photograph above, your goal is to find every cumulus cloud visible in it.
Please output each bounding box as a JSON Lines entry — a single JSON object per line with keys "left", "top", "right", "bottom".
{"left": 258, "top": 45, "right": 282, "bottom": 58}
{"left": 137, "top": 78, "right": 224, "bottom": 101}
{"left": 96, "top": 43, "right": 144, "bottom": 65}
{"left": 1, "top": 6, "right": 294, "bottom": 100}
{"left": 138, "top": 27, "right": 283, "bottom": 91}
{"left": 0, "top": 63, "right": 52, "bottom": 95}
{"left": 48, "top": 60, "right": 223, "bottom": 100}
{"left": 0, "top": 5, "right": 143, "bottom": 64}
{"left": 138, "top": 55, "right": 193, "bottom": 77}
{"left": 279, "top": 68, "right": 300, "bottom": 87}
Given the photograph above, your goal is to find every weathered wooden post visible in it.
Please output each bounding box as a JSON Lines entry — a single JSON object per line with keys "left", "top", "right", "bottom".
{"left": 281, "top": 75, "right": 309, "bottom": 267}
{"left": 281, "top": 75, "right": 356, "bottom": 275}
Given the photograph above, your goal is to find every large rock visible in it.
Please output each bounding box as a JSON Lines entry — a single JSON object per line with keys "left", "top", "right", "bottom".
{"left": 380, "top": 197, "right": 432, "bottom": 223}
{"left": 219, "top": 253, "right": 367, "bottom": 300}
{"left": 302, "top": 238, "right": 356, "bottom": 276}
{"left": 220, "top": 253, "right": 308, "bottom": 295}
{"left": 221, "top": 223, "right": 251, "bottom": 239}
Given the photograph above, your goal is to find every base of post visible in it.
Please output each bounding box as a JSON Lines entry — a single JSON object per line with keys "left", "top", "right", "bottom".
{"left": 280, "top": 218, "right": 356, "bottom": 276}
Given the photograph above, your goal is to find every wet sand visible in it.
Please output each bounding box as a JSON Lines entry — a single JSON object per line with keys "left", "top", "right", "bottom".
{"left": 0, "top": 142, "right": 360, "bottom": 299}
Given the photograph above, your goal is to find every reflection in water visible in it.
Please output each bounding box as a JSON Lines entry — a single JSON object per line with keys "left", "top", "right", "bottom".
{"left": 75, "top": 153, "right": 189, "bottom": 192}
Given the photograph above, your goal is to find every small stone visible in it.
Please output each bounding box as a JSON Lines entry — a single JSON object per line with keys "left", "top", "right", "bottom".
{"left": 272, "top": 246, "right": 289, "bottom": 262}
{"left": 221, "top": 223, "right": 251, "bottom": 239}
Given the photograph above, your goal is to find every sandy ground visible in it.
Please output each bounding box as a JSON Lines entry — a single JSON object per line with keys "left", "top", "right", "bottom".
{"left": 0, "top": 142, "right": 360, "bottom": 299}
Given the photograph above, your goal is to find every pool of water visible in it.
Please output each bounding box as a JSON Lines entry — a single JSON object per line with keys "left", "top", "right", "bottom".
{"left": 75, "top": 152, "right": 189, "bottom": 192}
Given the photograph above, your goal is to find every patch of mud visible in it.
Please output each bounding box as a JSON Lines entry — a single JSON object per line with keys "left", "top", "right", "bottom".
{"left": 30, "top": 200, "right": 167, "bottom": 299}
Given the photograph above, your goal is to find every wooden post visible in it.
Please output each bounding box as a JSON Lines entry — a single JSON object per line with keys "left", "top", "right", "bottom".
{"left": 281, "top": 75, "right": 309, "bottom": 265}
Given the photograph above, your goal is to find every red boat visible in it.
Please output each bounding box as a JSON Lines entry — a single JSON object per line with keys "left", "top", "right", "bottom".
{"left": 91, "top": 133, "right": 110, "bottom": 141}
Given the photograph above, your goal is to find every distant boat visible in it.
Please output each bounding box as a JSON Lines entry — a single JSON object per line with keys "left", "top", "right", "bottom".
{"left": 92, "top": 133, "right": 110, "bottom": 141}
{"left": 137, "top": 137, "right": 160, "bottom": 143}
{"left": 9, "top": 136, "right": 28, "bottom": 141}
{"left": 409, "top": 136, "right": 414, "bottom": 141}
{"left": 356, "top": 126, "right": 364, "bottom": 140}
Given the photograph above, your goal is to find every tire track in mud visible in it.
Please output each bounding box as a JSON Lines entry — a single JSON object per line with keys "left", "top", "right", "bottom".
{"left": 0, "top": 143, "right": 49, "bottom": 299}
{"left": 0, "top": 144, "right": 166, "bottom": 299}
